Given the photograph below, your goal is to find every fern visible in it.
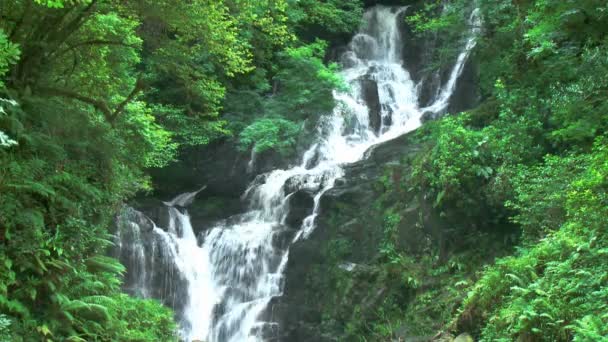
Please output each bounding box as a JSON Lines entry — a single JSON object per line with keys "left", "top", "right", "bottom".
{"left": 571, "top": 315, "right": 608, "bottom": 342}
{"left": 85, "top": 256, "right": 125, "bottom": 275}
{"left": 0, "top": 314, "right": 12, "bottom": 342}
{"left": 81, "top": 295, "right": 115, "bottom": 307}
{"left": 0, "top": 295, "right": 29, "bottom": 316}
{"left": 61, "top": 299, "right": 111, "bottom": 322}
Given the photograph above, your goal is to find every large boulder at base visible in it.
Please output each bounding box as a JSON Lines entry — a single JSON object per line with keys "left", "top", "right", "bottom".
{"left": 454, "top": 333, "right": 475, "bottom": 342}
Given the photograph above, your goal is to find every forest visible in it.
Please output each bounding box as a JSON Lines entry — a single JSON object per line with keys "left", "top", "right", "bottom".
{"left": 0, "top": 0, "right": 607, "bottom": 341}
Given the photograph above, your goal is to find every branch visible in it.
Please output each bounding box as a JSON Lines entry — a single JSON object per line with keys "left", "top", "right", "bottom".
{"left": 110, "top": 78, "right": 147, "bottom": 122}
{"left": 56, "top": 40, "right": 139, "bottom": 57}
{"left": 37, "top": 86, "right": 113, "bottom": 122}
{"left": 37, "top": 78, "right": 147, "bottom": 125}
{"left": 46, "top": 0, "right": 99, "bottom": 57}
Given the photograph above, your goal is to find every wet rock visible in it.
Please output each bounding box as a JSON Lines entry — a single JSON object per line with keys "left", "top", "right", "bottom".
{"left": 285, "top": 190, "right": 314, "bottom": 228}
{"left": 276, "top": 132, "right": 424, "bottom": 341}
{"left": 113, "top": 207, "right": 191, "bottom": 322}
{"left": 274, "top": 126, "right": 466, "bottom": 341}
{"left": 381, "top": 105, "right": 393, "bottom": 130}
{"left": 340, "top": 50, "right": 360, "bottom": 69}
{"left": 143, "top": 137, "right": 299, "bottom": 233}
{"left": 272, "top": 226, "right": 297, "bottom": 250}
{"left": 359, "top": 75, "right": 382, "bottom": 134}
{"left": 149, "top": 139, "right": 250, "bottom": 200}
{"left": 302, "top": 145, "right": 321, "bottom": 170}
{"left": 116, "top": 207, "right": 156, "bottom": 233}
{"left": 118, "top": 199, "right": 167, "bottom": 230}
{"left": 251, "top": 322, "right": 280, "bottom": 341}
{"left": 421, "top": 109, "right": 441, "bottom": 123}
{"left": 284, "top": 174, "right": 324, "bottom": 194}
{"left": 186, "top": 196, "right": 243, "bottom": 234}
{"left": 446, "top": 55, "right": 480, "bottom": 114}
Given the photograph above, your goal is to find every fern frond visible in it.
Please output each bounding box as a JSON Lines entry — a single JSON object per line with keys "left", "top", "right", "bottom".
{"left": 85, "top": 255, "right": 125, "bottom": 275}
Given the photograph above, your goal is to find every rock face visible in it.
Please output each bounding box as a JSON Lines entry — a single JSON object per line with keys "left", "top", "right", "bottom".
{"left": 113, "top": 207, "right": 190, "bottom": 321}
{"left": 149, "top": 139, "right": 249, "bottom": 200}
{"left": 121, "top": 1, "right": 481, "bottom": 339}
{"left": 399, "top": 2, "right": 479, "bottom": 115}
{"left": 138, "top": 0, "right": 480, "bottom": 234}
{"left": 135, "top": 138, "right": 298, "bottom": 234}
{"left": 446, "top": 57, "right": 479, "bottom": 114}
{"left": 269, "top": 132, "right": 453, "bottom": 341}
{"left": 149, "top": 138, "right": 297, "bottom": 200}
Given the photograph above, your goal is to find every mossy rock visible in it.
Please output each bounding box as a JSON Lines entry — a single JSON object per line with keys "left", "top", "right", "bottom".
{"left": 453, "top": 333, "right": 474, "bottom": 342}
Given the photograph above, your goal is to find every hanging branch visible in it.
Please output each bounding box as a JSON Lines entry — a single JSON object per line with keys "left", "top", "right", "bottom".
{"left": 37, "top": 77, "right": 147, "bottom": 126}
{"left": 55, "top": 40, "right": 139, "bottom": 57}
{"left": 37, "top": 86, "right": 114, "bottom": 122}
{"left": 109, "top": 78, "right": 147, "bottom": 123}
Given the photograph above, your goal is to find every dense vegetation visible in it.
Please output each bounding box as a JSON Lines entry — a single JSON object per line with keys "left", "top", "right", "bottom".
{"left": 341, "top": 0, "right": 608, "bottom": 340}
{"left": 2, "top": 0, "right": 607, "bottom": 341}
{"left": 0, "top": 0, "right": 362, "bottom": 340}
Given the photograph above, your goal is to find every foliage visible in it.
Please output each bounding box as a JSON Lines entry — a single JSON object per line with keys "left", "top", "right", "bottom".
{"left": 0, "top": 30, "right": 19, "bottom": 88}
{"left": 270, "top": 40, "right": 346, "bottom": 119}
{"left": 0, "top": 314, "right": 10, "bottom": 342}
{"left": 122, "top": 102, "right": 178, "bottom": 168}
{"left": 0, "top": 0, "right": 363, "bottom": 339}
{"left": 233, "top": 39, "right": 345, "bottom": 155}
{"left": 411, "top": 92, "right": 543, "bottom": 226}
{"left": 320, "top": 154, "right": 512, "bottom": 341}
{"left": 458, "top": 138, "right": 608, "bottom": 341}
{"left": 404, "top": 0, "right": 608, "bottom": 340}
{"left": 288, "top": 0, "right": 364, "bottom": 36}
{"left": 238, "top": 117, "right": 301, "bottom": 155}
{"left": 406, "top": 1, "right": 467, "bottom": 34}
{"left": 0, "top": 97, "right": 177, "bottom": 340}
{"left": 137, "top": 0, "right": 260, "bottom": 145}
{"left": 405, "top": 0, "right": 471, "bottom": 73}
{"left": 0, "top": 31, "right": 20, "bottom": 147}
{"left": 505, "top": 154, "right": 587, "bottom": 241}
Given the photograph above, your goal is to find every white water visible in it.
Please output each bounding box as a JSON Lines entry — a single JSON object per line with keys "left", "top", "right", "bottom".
{"left": 421, "top": 8, "right": 481, "bottom": 114}
{"left": 117, "top": 5, "right": 480, "bottom": 342}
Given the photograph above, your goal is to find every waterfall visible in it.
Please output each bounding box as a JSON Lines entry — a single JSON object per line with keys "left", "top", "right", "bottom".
{"left": 114, "top": 206, "right": 218, "bottom": 339}
{"left": 421, "top": 8, "right": 481, "bottom": 114}
{"left": 115, "top": 5, "right": 480, "bottom": 342}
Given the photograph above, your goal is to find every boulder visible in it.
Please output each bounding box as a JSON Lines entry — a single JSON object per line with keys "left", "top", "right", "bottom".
{"left": 284, "top": 190, "right": 314, "bottom": 228}
{"left": 284, "top": 174, "right": 325, "bottom": 194}
{"left": 454, "top": 333, "right": 475, "bottom": 342}
{"left": 420, "top": 109, "right": 441, "bottom": 123}
{"left": 359, "top": 75, "right": 382, "bottom": 134}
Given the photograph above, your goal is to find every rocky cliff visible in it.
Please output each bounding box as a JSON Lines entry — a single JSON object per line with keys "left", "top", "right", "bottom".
{"left": 123, "top": 1, "right": 484, "bottom": 340}
{"left": 272, "top": 132, "right": 442, "bottom": 341}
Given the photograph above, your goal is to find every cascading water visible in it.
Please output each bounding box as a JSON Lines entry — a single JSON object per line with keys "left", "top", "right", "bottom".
{"left": 421, "top": 8, "right": 481, "bottom": 114}
{"left": 115, "top": 5, "right": 480, "bottom": 342}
